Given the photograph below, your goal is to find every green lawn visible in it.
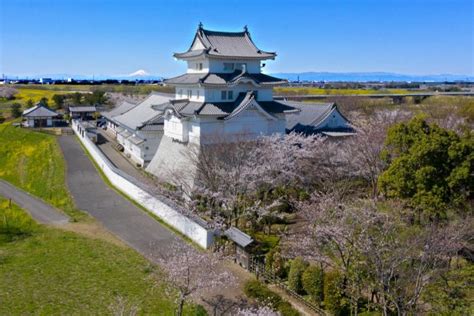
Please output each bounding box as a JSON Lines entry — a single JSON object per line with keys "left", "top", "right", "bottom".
{"left": 0, "top": 122, "right": 83, "bottom": 220}
{"left": 0, "top": 198, "right": 202, "bottom": 315}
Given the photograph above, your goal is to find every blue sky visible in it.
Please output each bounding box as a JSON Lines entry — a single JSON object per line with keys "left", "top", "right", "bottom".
{"left": 1, "top": 0, "right": 473, "bottom": 77}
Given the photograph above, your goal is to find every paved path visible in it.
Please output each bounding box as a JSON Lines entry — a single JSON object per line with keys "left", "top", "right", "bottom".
{"left": 0, "top": 179, "right": 69, "bottom": 225}
{"left": 58, "top": 135, "right": 181, "bottom": 258}
{"left": 58, "top": 134, "right": 247, "bottom": 305}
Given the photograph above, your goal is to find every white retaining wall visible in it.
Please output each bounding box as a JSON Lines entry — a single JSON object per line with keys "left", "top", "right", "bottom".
{"left": 72, "top": 120, "right": 214, "bottom": 248}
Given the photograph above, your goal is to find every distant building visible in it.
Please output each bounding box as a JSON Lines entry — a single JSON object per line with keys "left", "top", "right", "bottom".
{"left": 39, "top": 78, "right": 53, "bottom": 84}
{"left": 69, "top": 106, "right": 97, "bottom": 120}
{"left": 22, "top": 104, "right": 59, "bottom": 127}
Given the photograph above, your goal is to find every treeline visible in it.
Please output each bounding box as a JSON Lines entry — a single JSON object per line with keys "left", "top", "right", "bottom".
{"left": 50, "top": 90, "right": 108, "bottom": 110}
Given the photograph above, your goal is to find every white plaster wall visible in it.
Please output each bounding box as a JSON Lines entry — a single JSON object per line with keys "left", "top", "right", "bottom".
{"left": 208, "top": 59, "right": 261, "bottom": 73}
{"left": 164, "top": 116, "right": 189, "bottom": 142}
{"left": 175, "top": 86, "right": 205, "bottom": 102}
{"left": 72, "top": 120, "right": 213, "bottom": 249}
{"left": 204, "top": 86, "right": 273, "bottom": 102}
{"left": 138, "top": 131, "right": 164, "bottom": 162}
{"left": 124, "top": 145, "right": 145, "bottom": 166}
{"left": 188, "top": 108, "right": 285, "bottom": 144}
{"left": 186, "top": 59, "right": 209, "bottom": 74}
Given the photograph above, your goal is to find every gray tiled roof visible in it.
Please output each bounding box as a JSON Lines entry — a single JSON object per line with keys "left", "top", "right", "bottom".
{"left": 102, "top": 101, "right": 137, "bottom": 119}
{"left": 69, "top": 106, "right": 97, "bottom": 113}
{"left": 22, "top": 105, "right": 58, "bottom": 117}
{"left": 128, "top": 135, "right": 145, "bottom": 145}
{"left": 224, "top": 227, "right": 253, "bottom": 248}
{"left": 174, "top": 27, "right": 276, "bottom": 60}
{"left": 165, "top": 71, "right": 286, "bottom": 86}
{"left": 157, "top": 92, "right": 297, "bottom": 119}
{"left": 113, "top": 92, "right": 172, "bottom": 130}
{"left": 284, "top": 101, "right": 354, "bottom": 134}
{"left": 139, "top": 115, "right": 165, "bottom": 131}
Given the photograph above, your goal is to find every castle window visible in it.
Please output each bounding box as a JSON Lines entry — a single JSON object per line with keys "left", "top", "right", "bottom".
{"left": 221, "top": 90, "right": 233, "bottom": 100}
{"left": 187, "top": 90, "right": 192, "bottom": 98}
{"left": 223, "top": 63, "right": 235, "bottom": 71}
{"left": 198, "top": 63, "right": 203, "bottom": 70}
{"left": 197, "top": 90, "right": 200, "bottom": 98}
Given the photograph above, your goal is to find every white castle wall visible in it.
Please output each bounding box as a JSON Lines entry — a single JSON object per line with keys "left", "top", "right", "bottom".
{"left": 72, "top": 120, "right": 214, "bottom": 249}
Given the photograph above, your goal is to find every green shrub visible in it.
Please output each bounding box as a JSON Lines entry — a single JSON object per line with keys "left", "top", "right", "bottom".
{"left": 265, "top": 248, "right": 287, "bottom": 278}
{"left": 324, "top": 270, "right": 349, "bottom": 316}
{"left": 288, "top": 257, "right": 308, "bottom": 294}
{"left": 244, "top": 280, "right": 300, "bottom": 316}
{"left": 302, "top": 265, "right": 324, "bottom": 304}
{"left": 0, "top": 115, "right": 5, "bottom": 124}
{"left": 10, "top": 103, "right": 22, "bottom": 118}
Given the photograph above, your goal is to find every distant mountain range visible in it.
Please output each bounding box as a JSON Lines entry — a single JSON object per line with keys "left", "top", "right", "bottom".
{"left": 271, "top": 72, "right": 474, "bottom": 82}
{"left": 3, "top": 71, "right": 473, "bottom": 82}
{"left": 3, "top": 69, "right": 163, "bottom": 81}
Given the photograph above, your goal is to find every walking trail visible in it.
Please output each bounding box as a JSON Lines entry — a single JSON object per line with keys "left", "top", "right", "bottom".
{"left": 0, "top": 179, "right": 69, "bottom": 226}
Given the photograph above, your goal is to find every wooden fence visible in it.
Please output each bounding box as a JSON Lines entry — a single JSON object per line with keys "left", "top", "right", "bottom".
{"left": 248, "top": 256, "right": 327, "bottom": 315}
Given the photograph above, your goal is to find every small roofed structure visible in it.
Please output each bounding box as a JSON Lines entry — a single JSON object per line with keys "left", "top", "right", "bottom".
{"left": 22, "top": 104, "right": 59, "bottom": 128}
{"left": 224, "top": 227, "right": 254, "bottom": 269}
{"left": 284, "top": 101, "right": 355, "bottom": 136}
{"left": 69, "top": 106, "right": 97, "bottom": 120}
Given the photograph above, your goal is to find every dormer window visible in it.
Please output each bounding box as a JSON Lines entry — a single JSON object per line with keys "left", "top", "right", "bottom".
{"left": 194, "top": 63, "right": 203, "bottom": 70}
{"left": 223, "top": 63, "right": 235, "bottom": 71}
{"left": 221, "top": 90, "right": 233, "bottom": 100}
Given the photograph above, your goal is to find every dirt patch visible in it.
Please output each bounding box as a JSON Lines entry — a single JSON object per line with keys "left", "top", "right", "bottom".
{"left": 60, "top": 221, "right": 127, "bottom": 248}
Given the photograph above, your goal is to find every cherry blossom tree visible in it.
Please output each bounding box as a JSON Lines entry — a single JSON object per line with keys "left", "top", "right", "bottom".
{"left": 178, "top": 132, "right": 336, "bottom": 229}
{"left": 0, "top": 87, "right": 18, "bottom": 100}
{"left": 236, "top": 306, "right": 280, "bottom": 315}
{"left": 284, "top": 192, "right": 472, "bottom": 315}
{"left": 152, "top": 242, "right": 235, "bottom": 316}
{"left": 340, "top": 110, "right": 411, "bottom": 197}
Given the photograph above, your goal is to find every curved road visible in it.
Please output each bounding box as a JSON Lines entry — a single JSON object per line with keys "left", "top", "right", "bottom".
{"left": 58, "top": 135, "right": 182, "bottom": 259}
{"left": 0, "top": 179, "right": 69, "bottom": 225}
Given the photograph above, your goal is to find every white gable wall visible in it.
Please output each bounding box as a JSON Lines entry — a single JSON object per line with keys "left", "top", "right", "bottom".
{"left": 176, "top": 106, "right": 285, "bottom": 145}
{"left": 315, "top": 109, "right": 352, "bottom": 130}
